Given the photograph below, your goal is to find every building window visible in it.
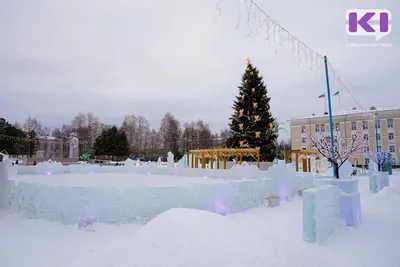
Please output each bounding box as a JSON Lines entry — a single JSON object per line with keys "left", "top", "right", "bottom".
{"left": 301, "top": 126, "right": 306, "bottom": 133}
{"left": 364, "top": 134, "right": 368, "bottom": 141}
{"left": 365, "top": 158, "right": 370, "bottom": 165}
{"left": 377, "top": 134, "right": 381, "bottom": 140}
{"left": 320, "top": 124, "right": 325, "bottom": 132}
{"left": 377, "top": 146, "right": 382, "bottom": 151}
{"left": 362, "top": 121, "right": 368, "bottom": 130}
{"left": 334, "top": 123, "right": 340, "bottom": 131}
{"left": 315, "top": 124, "right": 320, "bottom": 132}
{"left": 351, "top": 121, "right": 357, "bottom": 130}
{"left": 389, "top": 133, "right": 394, "bottom": 140}
{"left": 389, "top": 145, "right": 395, "bottom": 153}
{"left": 302, "top": 148, "right": 307, "bottom": 150}
{"left": 364, "top": 146, "right": 369, "bottom": 152}
{"left": 375, "top": 119, "right": 380, "bottom": 129}
{"left": 302, "top": 137, "right": 306, "bottom": 143}
{"left": 387, "top": 119, "right": 394, "bottom": 128}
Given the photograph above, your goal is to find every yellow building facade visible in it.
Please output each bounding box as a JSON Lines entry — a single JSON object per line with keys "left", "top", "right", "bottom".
{"left": 290, "top": 106, "right": 400, "bottom": 166}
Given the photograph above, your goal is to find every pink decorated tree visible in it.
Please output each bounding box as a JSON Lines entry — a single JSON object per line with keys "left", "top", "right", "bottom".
{"left": 364, "top": 149, "right": 393, "bottom": 172}
{"left": 304, "top": 129, "right": 365, "bottom": 178}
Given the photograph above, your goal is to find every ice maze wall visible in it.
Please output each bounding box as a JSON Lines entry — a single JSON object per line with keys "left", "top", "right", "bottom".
{"left": 303, "top": 185, "right": 340, "bottom": 243}
{"left": 4, "top": 161, "right": 320, "bottom": 224}
{"left": 14, "top": 161, "right": 268, "bottom": 181}
{"left": 7, "top": 178, "right": 272, "bottom": 224}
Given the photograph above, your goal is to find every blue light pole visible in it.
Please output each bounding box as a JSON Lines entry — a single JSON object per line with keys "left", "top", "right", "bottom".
{"left": 374, "top": 112, "right": 379, "bottom": 153}
{"left": 324, "top": 56, "right": 337, "bottom": 178}
{"left": 374, "top": 112, "right": 380, "bottom": 170}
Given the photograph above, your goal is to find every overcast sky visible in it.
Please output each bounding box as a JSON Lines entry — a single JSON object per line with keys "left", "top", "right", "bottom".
{"left": 0, "top": 0, "right": 399, "bottom": 139}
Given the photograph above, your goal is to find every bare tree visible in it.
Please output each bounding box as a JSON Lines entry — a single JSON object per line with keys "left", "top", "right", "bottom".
{"left": 196, "top": 120, "right": 213, "bottom": 149}
{"left": 121, "top": 115, "right": 138, "bottom": 155}
{"left": 305, "top": 129, "right": 365, "bottom": 178}
{"left": 71, "top": 112, "right": 100, "bottom": 154}
{"left": 160, "top": 112, "right": 182, "bottom": 159}
{"left": 219, "top": 129, "right": 230, "bottom": 147}
{"left": 23, "top": 116, "right": 43, "bottom": 134}
{"left": 182, "top": 122, "right": 198, "bottom": 150}
{"left": 137, "top": 116, "right": 151, "bottom": 156}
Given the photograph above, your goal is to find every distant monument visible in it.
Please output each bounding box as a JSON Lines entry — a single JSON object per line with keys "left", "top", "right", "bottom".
{"left": 68, "top": 133, "right": 79, "bottom": 159}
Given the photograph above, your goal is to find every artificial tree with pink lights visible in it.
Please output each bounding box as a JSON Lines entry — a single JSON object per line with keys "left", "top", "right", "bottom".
{"left": 365, "top": 149, "right": 393, "bottom": 172}
{"left": 304, "top": 129, "right": 365, "bottom": 178}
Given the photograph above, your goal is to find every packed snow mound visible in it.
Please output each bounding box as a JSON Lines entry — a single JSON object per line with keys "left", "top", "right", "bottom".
{"left": 93, "top": 208, "right": 337, "bottom": 267}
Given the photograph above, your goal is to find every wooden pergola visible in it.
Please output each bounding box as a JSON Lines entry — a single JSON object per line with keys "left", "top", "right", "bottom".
{"left": 283, "top": 149, "right": 320, "bottom": 172}
{"left": 188, "top": 148, "right": 260, "bottom": 169}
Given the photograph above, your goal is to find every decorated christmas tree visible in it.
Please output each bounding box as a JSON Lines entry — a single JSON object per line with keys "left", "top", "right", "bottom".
{"left": 226, "top": 58, "right": 277, "bottom": 162}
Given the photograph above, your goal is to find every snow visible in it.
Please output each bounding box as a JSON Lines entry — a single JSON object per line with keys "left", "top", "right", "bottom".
{"left": 1, "top": 174, "right": 400, "bottom": 267}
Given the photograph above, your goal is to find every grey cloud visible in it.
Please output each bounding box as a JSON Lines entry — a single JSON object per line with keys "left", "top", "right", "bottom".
{"left": 0, "top": 0, "right": 398, "bottom": 139}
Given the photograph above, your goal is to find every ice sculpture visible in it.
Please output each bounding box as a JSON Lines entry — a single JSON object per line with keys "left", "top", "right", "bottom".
{"left": 303, "top": 185, "right": 340, "bottom": 243}
{"left": 167, "top": 152, "right": 174, "bottom": 168}
{"left": 267, "top": 160, "right": 298, "bottom": 199}
{"left": 68, "top": 133, "right": 79, "bottom": 159}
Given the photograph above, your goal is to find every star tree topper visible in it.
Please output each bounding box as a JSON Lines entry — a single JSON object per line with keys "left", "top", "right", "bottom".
{"left": 246, "top": 57, "right": 251, "bottom": 65}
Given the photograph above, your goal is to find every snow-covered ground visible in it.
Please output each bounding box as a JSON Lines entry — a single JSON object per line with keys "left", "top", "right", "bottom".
{"left": 1, "top": 175, "right": 399, "bottom": 267}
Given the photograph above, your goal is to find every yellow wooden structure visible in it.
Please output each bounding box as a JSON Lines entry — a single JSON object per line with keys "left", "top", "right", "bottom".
{"left": 283, "top": 149, "right": 320, "bottom": 172}
{"left": 188, "top": 148, "right": 260, "bottom": 169}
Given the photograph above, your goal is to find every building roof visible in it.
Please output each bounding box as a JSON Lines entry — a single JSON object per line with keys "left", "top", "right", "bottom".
{"left": 290, "top": 106, "right": 400, "bottom": 121}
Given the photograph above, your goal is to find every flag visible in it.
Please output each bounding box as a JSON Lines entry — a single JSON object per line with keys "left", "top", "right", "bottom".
{"left": 333, "top": 91, "right": 339, "bottom": 96}
{"left": 318, "top": 93, "right": 325, "bottom": 98}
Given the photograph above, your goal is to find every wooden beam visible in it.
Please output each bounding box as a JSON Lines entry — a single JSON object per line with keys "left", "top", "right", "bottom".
{"left": 201, "top": 152, "right": 206, "bottom": 168}
{"left": 217, "top": 152, "right": 220, "bottom": 169}
{"left": 223, "top": 155, "right": 227, "bottom": 169}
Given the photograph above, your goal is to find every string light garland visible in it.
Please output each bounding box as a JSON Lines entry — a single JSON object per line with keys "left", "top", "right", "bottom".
{"left": 0, "top": 134, "right": 92, "bottom": 144}
{"left": 216, "top": 0, "right": 375, "bottom": 120}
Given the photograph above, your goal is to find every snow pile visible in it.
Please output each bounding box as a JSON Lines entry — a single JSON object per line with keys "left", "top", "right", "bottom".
{"left": 123, "top": 158, "right": 135, "bottom": 167}
{"left": 231, "top": 161, "right": 263, "bottom": 180}
{"left": 35, "top": 160, "right": 64, "bottom": 175}
{"left": 94, "top": 208, "right": 334, "bottom": 267}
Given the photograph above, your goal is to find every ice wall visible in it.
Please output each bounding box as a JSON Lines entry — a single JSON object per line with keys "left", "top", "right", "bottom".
{"left": 0, "top": 160, "right": 10, "bottom": 208}
{"left": 7, "top": 177, "right": 273, "bottom": 224}
{"left": 267, "top": 161, "right": 299, "bottom": 199}
{"left": 14, "top": 161, "right": 269, "bottom": 181}
{"left": 303, "top": 184, "right": 340, "bottom": 243}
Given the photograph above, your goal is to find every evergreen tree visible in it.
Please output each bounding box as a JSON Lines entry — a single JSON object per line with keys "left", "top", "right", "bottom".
{"left": 0, "top": 118, "right": 26, "bottom": 155}
{"left": 226, "top": 58, "right": 277, "bottom": 162}
{"left": 94, "top": 126, "right": 130, "bottom": 160}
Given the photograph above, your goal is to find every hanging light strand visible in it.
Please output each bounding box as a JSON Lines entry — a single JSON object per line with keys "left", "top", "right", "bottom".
{"left": 216, "top": 0, "right": 375, "bottom": 120}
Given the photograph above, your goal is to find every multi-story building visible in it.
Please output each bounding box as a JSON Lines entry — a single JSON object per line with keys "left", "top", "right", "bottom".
{"left": 290, "top": 106, "right": 400, "bottom": 166}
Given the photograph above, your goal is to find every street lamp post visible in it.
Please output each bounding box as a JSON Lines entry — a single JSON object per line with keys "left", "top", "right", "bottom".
{"left": 323, "top": 56, "right": 337, "bottom": 178}
{"left": 374, "top": 112, "right": 380, "bottom": 170}
{"left": 374, "top": 112, "right": 379, "bottom": 154}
